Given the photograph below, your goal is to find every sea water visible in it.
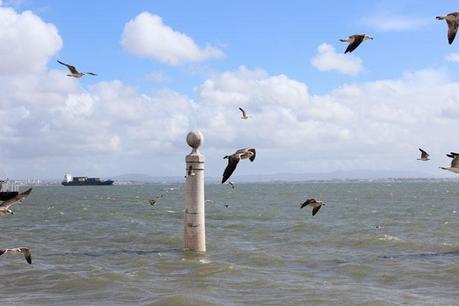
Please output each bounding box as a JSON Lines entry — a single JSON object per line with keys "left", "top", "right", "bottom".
{"left": 0, "top": 182, "right": 458, "bottom": 305}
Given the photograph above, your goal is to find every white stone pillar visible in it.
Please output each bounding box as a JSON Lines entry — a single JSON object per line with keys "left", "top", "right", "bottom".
{"left": 184, "top": 130, "right": 206, "bottom": 252}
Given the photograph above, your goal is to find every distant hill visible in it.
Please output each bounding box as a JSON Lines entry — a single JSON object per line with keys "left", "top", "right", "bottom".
{"left": 112, "top": 169, "right": 449, "bottom": 184}
{"left": 227, "top": 169, "right": 439, "bottom": 182}
{"left": 111, "top": 173, "right": 184, "bottom": 183}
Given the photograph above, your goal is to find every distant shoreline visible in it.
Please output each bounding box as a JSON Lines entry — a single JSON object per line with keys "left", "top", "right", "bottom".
{"left": 8, "top": 176, "right": 459, "bottom": 186}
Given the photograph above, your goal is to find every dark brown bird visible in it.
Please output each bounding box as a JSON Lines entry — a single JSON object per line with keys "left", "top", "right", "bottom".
{"left": 436, "top": 12, "right": 459, "bottom": 44}
{"left": 300, "top": 198, "right": 325, "bottom": 216}
{"left": 339, "top": 34, "right": 373, "bottom": 53}
{"left": 221, "top": 148, "right": 256, "bottom": 184}
{"left": 0, "top": 247, "right": 32, "bottom": 264}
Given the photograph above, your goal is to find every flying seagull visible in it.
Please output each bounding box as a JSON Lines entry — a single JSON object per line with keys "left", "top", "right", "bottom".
{"left": 339, "top": 34, "right": 373, "bottom": 53}
{"left": 418, "top": 148, "right": 430, "bottom": 161}
{"left": 147, "top": 193, "right": 165, "bottom": 206}
{"left": 436, "top": 12, "right": 459, "bottom": 44}
{"left": 221, "top": 148, "right": 256, "bottom": 184}
{"left": 439, "top": 152, "right": 459, "bottom": 173}
{"left": 300, "top": 198, "right": 325, "bottom": 216}
{"left": 0, "top": 247, "right": 32, "bottom": 264}
{"left": 57, "top": 60, "right": 97, "bottom": 78}
{"left": 0, "top": 188, "right": 32, "bottom": 217}
{"left": 239, "top": 107, "right": 250, "bottom": 119}
{"left": 228, "top": 181, "right": 235, "bottom": 190}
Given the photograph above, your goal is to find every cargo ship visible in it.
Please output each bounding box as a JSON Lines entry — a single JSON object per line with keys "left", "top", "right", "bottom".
{"left": 62, "top": 174, "right": 114, "bottom": 186}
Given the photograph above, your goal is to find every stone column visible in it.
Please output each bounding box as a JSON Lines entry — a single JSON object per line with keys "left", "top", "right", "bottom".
{"left": 184, "top": 130, "right": 206, "bottom": 252}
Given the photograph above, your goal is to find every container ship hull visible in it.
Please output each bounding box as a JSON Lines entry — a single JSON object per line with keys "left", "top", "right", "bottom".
{"left": 62, "top": 180, "right": 114, "bottom": 186}
{"left": 61, "top": 174, "right": 114, "bottom": 186}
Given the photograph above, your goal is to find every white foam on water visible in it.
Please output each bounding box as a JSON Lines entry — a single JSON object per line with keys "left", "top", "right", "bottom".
{"left": 378, "top": 234, "right": 401, "bottom": 241}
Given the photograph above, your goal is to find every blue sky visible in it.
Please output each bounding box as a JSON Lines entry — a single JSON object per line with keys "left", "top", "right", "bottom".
{"left": 11, "top": 0, "right": 459, "bottom": 94}
{"left": 2, "top": 0, "right": 459, "bottom": 179}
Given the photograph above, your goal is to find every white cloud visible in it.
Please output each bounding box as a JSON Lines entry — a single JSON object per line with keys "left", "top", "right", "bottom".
{"left": 445, "top": 53, "right": 459, "bottom": 63}
{"left": 0, "top": 6, "right": 62, "bottom": 75}
{"left": 121, "top": 12, "right": 224, "bottom": 65}
{"left": 362, "top": 14, "right": 428, "bottom": 31}
{"left": 3, "top": 6, "right": 459, "bottom": 179}
{"left": 310, "top": 43, "right": 362, "bottom": 76}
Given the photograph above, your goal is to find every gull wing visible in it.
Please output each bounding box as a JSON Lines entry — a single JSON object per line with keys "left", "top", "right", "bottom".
{"left": 85, "top": 72, "right": 97, "bottom": 76}
{"left": 0, "top": 188, "right": 32, "bottom": 209}
{"left": 419, "top": 148, "right": 429, "bottom": 159}
{"left": 239, "top": 107, "right": 246, "bottom": 117}
{"left": 20, "top": 248, "right": 32, "bottom": 264}
{"left": 57, "top": 60, "right": 79, "bottom": 74}
{"left": 222, "top": 155, "right": 240, "bottom": 184}
{"left": 447, "top": 19, "right": 459, "bottom": 44}
{"left": 300, "top": 198, "right": 316, "bottom": 208}
{"left": 248, "top": 148, "right": 256, "bottom": 162}
{"left": 344, "top": 35, "right": 364, "bottom": 53}
{"left": 312, "top": 205, "right": 322, "bottom": 216}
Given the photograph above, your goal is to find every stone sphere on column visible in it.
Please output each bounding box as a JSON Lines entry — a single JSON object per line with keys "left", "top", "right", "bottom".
{"left": 186, "top": 130, "right": 204, "bottom": 150}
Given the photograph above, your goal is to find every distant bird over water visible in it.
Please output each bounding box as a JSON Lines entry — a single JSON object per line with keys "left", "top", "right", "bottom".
{"left": 57, "top": 60, "right": 97, "bottom": 78}
{"left": 239, "top": 107, "right": 250, "bottom": 119}
{"left": 440, "top": 152, "right": 459, "bottom": 173}
{"left": 339, "top": 34, "right": 373, "bottom": 53}
{"left": 300, "top": 198, "right": 325, "bottom": 216}
{"left": 0, "top": 247, "right": 32, "bottom": 264}
{"left": 221, "top": 148, "right": 256, "bottom": 184}
{"left": 228, "top": 181, "right": 235, "bottom": 190}
{"left": 0, "top": 188, "right": 32, "bottom": 216}
{"left": 418, "top": 148, "right": 430, "bottom": 161}
{"left": 436, "top": 12, "right": 459, "bottom": 44}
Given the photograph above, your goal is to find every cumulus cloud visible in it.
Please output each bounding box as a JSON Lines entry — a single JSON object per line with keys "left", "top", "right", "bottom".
{"left": 3, "top": 5, "right": 459, "bottom": 179}
{"left": 310, "top": 43, "right": 362, "bottom": 76}
{"left": 0, "top": 6, "right": 62, "bottom": 75}
{"left": 362, "top": 14, "right": 428, "bottom": 31}
{"left": 121, "top": 12, "right": 224, "bottom": 65}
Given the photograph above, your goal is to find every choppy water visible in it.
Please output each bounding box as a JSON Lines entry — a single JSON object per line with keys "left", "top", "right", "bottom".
{"left": 0, "top": 182, "right": 458, "bottom": 305}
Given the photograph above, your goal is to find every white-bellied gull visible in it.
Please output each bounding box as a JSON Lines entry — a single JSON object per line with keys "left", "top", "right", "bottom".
{"left": 239, "top": 107, "right": 250, "bottom": 119}
{"left": 57, "top": 60, "right": 97, "bottom": 78}
{"left": 300, "top": 198, "right": 325, "bottom": 216}
{"left": 221, "top": 148, "right": 256, "bottom": 184}
{"left": 436, "top": 12, "right": 459, "bottom": 44}
{"left": 0, "top": 247, "right": 32, "bottom": 264}
{"left": 440, "top": 152, "right": 459, "bottom": 173}
{"left": 339, "top": 34, "right": 373, "bottom": 53}
{"left": 418, "top": 148, "right": 430, "bottom": 161}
